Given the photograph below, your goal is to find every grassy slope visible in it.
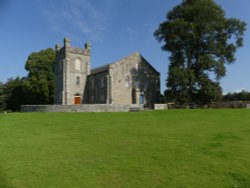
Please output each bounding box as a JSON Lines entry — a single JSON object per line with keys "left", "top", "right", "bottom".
{"left": 0, "top": 110, "right": 250, "bottom": 188}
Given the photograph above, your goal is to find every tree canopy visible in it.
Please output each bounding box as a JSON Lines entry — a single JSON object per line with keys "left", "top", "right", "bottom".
{"left": 4, "top": 77, "right": 25, "bottom": 111}
{"left": 23, "top": 48, "right": 56, "bottom": 104}
{"left": 0, "top": 82, "right": 6, "bottom": 111}
{"left": 2, "top": 48, "right": 56, "bottom": 111}
{"left": 223, "top": 90, "right": 250, "bottom": 101}
{"left": 154, "top": 0, "right": 246, "bottom": 105}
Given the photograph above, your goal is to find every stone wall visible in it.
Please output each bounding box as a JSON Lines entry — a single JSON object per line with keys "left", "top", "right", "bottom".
{"left": 54, "top": 38, "right": 160, "bottom": 108}
{"left": 85, "top": 71, "right": 108, "bottom": 104}
{"left": 54, "top": 38, "right": 91, "bottom": 105}
{"left": 83, "top": 52, "right": 160, "bottom": 108}
{"left": 21, "top": 104, "right": 133, "bottom": 112}
{"left": 109, "top": 52, "right": 160, "bottom": 108}
{"left": 209, "top": 101, "right": 250, "bottom": 108}
{"left": 154, "top": 104, "right": 168, "bottom": 110}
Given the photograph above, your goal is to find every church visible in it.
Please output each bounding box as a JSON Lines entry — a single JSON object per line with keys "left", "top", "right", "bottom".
{"left": 54, "top": 38, "right": 160, "bottom": 108}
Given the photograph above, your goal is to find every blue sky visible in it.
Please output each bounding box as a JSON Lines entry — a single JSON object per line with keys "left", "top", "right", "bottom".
{"left": 0, "top": 0, "right": 250, "bottom": 94}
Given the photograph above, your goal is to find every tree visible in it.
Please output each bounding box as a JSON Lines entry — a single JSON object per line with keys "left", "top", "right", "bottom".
{"left": 0, "top": 82, "right": 6, "bottom": 111}
{"left": 24, "top": 48, "right": 56, "bottom": 104}
{"left": 4, "top": 77, "right": 25, "bottom": 111}
{"left": 154, "top": 0, "right": 246, "bottom": 105}
{"left": 1, "top": 48, "right": 56, "bottom": 111}
{"left": 223, "top": 90, "right": 250, "bottom": 101}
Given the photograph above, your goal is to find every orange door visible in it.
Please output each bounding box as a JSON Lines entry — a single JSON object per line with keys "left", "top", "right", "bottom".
{"left": 74, "top": 96, "right": 81, "bottom": 104}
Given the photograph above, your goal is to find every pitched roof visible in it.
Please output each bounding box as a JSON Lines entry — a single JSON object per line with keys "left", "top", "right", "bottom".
{"left": 90, "top": 52, "right": 159, "bottom": 75}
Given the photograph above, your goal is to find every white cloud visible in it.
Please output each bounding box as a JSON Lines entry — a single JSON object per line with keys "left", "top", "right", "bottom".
{"left": 41, "top": 0, "right": 115, "bottom": 41}
{"left": 235, "top": 88, "right": 246, "bottom": 93}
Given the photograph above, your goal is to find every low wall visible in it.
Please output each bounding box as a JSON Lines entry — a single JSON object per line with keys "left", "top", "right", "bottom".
{"left": 154, "top": 104, "right": 168, "bottom": 110}
{"left": 21, "top": 104, "right": 133, "bottom": 112}
{"left": 209, "top": 101, "right": 250, "bottom": 109}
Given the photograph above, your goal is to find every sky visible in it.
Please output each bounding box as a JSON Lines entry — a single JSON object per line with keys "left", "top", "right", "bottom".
{"left": 0, "top": 0, "right": 250, "bottom": 94}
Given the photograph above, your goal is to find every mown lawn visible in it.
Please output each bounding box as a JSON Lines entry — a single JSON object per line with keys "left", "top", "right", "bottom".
{"left": 0, "top": 110, "right": 250, "bottom": 188}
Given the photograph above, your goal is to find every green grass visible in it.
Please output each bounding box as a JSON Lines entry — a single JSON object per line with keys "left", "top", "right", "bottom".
{"left": 0, "top": 110, "right": 250, "bottom": 188}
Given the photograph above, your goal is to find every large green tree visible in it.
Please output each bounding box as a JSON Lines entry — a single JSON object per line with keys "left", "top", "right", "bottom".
{"left": 154, "top": 0, "right": 246, "bottom": 105}
{"left": 24, "top": 48, "right": 56, "bottom": 104}
{"left": 2, "top": 48, "right": 56, "bottom": 111}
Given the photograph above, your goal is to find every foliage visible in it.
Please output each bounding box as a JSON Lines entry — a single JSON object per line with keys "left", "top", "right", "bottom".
{"left": 4, "top": 77, "right": 25, "bottom": 111}
{"left": 0, "top": 82, "right": 6, "bottom": 111}
{"left": 1, "top": 48, "right": 56, "bottom": 111}
{"left": 0, "top": 110, "right": 250, "bottom": 187}
{"left": 155, "top": 0, "right": 246, "bottom": 105}
{"left": 223, "top": 90, "right": 250, "bottom": 101}
{"left": 24, "top": 48, "right": 56, "bottom": 104}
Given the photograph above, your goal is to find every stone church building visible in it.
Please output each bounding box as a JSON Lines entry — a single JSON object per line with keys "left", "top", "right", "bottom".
{"left": 54, "top": 38, "right": 160, "bottom": 108}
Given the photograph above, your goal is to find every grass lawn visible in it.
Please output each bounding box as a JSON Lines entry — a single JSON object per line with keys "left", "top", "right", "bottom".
{"left": 0, "top": 110, "right": 250, "bottom": 188}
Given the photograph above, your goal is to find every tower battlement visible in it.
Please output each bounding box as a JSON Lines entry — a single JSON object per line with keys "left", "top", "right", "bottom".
{"left": 55, "top": 38, "right": 90, "bottom": 55}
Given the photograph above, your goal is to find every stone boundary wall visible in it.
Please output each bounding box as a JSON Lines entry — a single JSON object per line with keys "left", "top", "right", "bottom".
{"left": 21, "top": 104, "right": 135, "bottom": 112}
{"left": 154, "top": 104, "right": 168, "bottom": 110}
{"left": 209, "top": 101, "right": 250, "bottom": 109}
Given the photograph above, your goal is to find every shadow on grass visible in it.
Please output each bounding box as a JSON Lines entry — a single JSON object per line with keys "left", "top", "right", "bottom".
{"left": 0, "top": 170, "right": 10, "bottom": 188}
{"left": 230, "top": 172, "right": 250, "bottom": 188}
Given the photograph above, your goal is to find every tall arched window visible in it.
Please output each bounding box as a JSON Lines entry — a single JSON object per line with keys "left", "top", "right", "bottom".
{"left": 74, "top": 58, "right": 81, "bottom": 71}
{"left": 76, "top": 76, "right": 80, "bottom": 85}
{"left": 100, "top": 77, "right": 105, "bottom": 88}
{"left": 125, "top": 76, "right": 130, "bottom": 88}
{"left": 91, "top": 79, "right": 95, "bottom": 89}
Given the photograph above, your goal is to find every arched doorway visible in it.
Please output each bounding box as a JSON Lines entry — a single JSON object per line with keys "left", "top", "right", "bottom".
{"left": 74, "top": 94, "right": 81, "bottom": 105}
{"left": 139, "top": 94, "right": 144, "bottom": 105}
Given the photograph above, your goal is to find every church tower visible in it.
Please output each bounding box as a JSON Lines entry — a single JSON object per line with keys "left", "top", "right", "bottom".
{"left": 54, "top": 38, "right": 91, "bottom": 105}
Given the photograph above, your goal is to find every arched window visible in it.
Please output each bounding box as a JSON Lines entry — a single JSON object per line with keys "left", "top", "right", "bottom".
{"left": 74, "top": 58, "right": 81, "bottom": 71}
{"left": 91, "top": 79, "right": 95, "bottom": 89}
{"left": 125, "top": 76, "right": 130, "bottom": 88}
{"left": 100, "top": 77, "right": 105, "bottom": 88}
{"left": 76, "top": 76, "right": 80, "bottom": 85}
{"left": 139, "top": 94, "right": 144, "bottom": 104}
{"left": 145, "top": 80, "right": 149, "bottom": 90}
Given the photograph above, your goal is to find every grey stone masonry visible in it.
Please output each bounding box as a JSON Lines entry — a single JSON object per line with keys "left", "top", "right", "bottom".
{"left": 53, "top": 37, "right": 160, "bottom": 109}
{"left": 85, "top": 52, "right": 160, "bottom": 108}
{"left": 54, "top": 38, "right": 91, "bottom": 105}
{"left": 154, "top": 104, "right": 168, "bottom": 110}
{"left": 21, "top": 104, "right": 139, "bottom": 112}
